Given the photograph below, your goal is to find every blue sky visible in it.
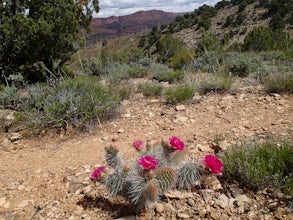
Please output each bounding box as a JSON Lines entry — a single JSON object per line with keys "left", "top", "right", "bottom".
{"left": 94, "top": 0, "right": 220, "bottom": 18}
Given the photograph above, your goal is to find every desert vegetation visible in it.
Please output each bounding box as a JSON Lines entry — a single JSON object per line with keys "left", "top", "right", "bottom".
{"left": 0, "top": 0, "right": 293, "bottom": 218}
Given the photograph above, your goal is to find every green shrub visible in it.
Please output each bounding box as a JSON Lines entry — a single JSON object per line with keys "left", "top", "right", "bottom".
{"left": 127, "top": 65, "right": 148, "bottom": 78}
{"left": 167, "top": 49, "right": 195, "bottom": 70}
{"left": 196, "top": 32, "right": 223, "bottom": 55}
{"left": 0, "top": 85, "right": 24, "bottom": 110}
{"left": 82, "top": 57, "right": 108, "bottom": 77}
{"left": 242, "top": 27, "right": 293, "bottom": 52}
{"left": 222, "top": 140, "right": 293, "bottom": 192}
{"left": 107, "top": 63, "right": 132, "bottom": 83}
{"left": 23, "top": 76, "right": 121, "bottom": 130}
{"left": 164, "top": 83, "right": 195, "bottom": 104}
{"left": 137, "top": 83, "right": 164, "bottom": 97}
{"left": 112, "top": 82, "right": 134, "bottom": 100}
{"left": 224, "top": 52, "right": 261, "bottom": 77}
{"left": 192, "top": 51, "right": 223, "bottom": 73}
{"left": 153, "top": 69, "right": 185, "bottom": 83}
{"left": 262, "top": 72, "right": 293, "bottom": 93}
{"left": 157, "top": 34, "right": 184, "bottom": 62}
{"left": 197, "top": 72, "right": 234, "bottom": 94}
{"left": 242, "top": 26, "right": 274, "bottom": 52}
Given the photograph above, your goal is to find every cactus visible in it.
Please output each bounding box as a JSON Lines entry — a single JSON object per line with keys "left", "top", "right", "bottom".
{"left": 90, "top": 136, "right": 217, "bottom": 212}
{"left": 176, "top": 162, "right": 202, "bottom": 191}
{"left": 105, "top": 145, "right": 124, "bottom": 173}
{"left": 128, "top": 175, "right": 158, "bottom": 210}
{"left": 168, "top": 149, "right": 189, "bottom": 167}
{"left": 154, "top": 167, "right": 177, "bottom": 194}
{"left": 105, "top": 173, "right": 129, "bottom": 197}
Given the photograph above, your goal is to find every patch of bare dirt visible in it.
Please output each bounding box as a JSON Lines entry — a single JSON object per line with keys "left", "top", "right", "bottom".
{"left": 0, "top": 82, "right": 292, "bottom": 219}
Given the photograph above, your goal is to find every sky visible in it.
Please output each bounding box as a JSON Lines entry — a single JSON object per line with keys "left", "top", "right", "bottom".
{"left": 94, "top": 0, "right": 221, "bottom": 18}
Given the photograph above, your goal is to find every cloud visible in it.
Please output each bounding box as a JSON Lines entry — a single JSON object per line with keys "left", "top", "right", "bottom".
{"left": 95, "top": 0, "right": 220, "bottom": 18}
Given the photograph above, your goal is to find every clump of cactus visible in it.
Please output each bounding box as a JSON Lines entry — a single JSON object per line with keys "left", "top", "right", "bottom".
{"left": 90, "top": 136, "right": 223, "bottom": 211}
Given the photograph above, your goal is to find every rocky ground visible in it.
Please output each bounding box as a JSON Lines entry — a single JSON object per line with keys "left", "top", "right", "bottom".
{"left": 0, "top": 80, "right": 292, "bottom": 219}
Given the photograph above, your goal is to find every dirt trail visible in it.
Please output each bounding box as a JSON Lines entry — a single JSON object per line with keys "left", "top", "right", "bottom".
{"left": 0, "top": 85, "right": 292, "bottom": 219}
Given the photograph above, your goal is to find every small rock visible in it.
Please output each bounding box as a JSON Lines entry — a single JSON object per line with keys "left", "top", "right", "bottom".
{"left": 117, "top": 129, "right": 124, "bottom": 133}
{"left": 0, "top": 197, "right": 7, "bottom": 207}
{"left": 112, "top": 134, "right": 119, "bottom": 142}
{"left": 150, "top": 99, "right": 159, "bottom": 103}
{"left": 228, "top": 198, "right": 236, "bottom": 208}
{"left": 187, "top": 198, "right": 195, "bottom": 206}
{"left": 197, "top": 144, "right": 212, "bottom": 152}
{"left": 154, "top": 203, "right": 165, "bottom": 213}
{"left": 199, "top": 209, "right": 207, "bottom": 218}
{"left": 199, "top": 189, "right": 215, "bottom": 202}
{"left": 174, "top": 115, "right": 188, "bottom": 123}
{"left": 267, "top": 202, "right": 278, "bottom": 211}
{"left": 210, "top": 208, "right": 221, "bottom": 219}
{"left": 164, "top": 190, "right": 193, "bottom": 199}
{"left": 202, "top": 175, "right": 223, "bottom": 191}
{"left": 235, "top": 194, "right": 250, "bottom": 204}
{"left": 115, "top": 215, "right": 136, "bottom": 220}
{"left": 101, "top": 136, "right": 109, "bottom": 141}
{"left": 148, "top": 112, "right": 155, "bottom": 118}
{"left": 73, "top": 206, "right": 84, "bottom": 215}
{"left": 35, "top": 169, "right": 42, "bottom": 174}
{"left": 8, "top": 181, "right": 20, "bottom": 190}
{"left": 271, "top": 93, "right": 280, "bottom": 98}
{"left": 177, "top": 213, "right": 189, "bottom": 219}
{"left": 4, "top": 202, "right": 10, "bottom": 209}
{"left": 215, "top": 194, "right": 229, "bottom": 209}
{"left": 82, "top": 185, "right": 92, "bottom": 194}
{"left": 69, "top": 216, "right": 79, "bottom": 220}
{"left": 164, "top": 203, "right": 176, "bottom": 212}
{"left": 17, "top": 200, "right": 32, "bottom": 209}
{"left": 222, "top": 94, "right": 234, "bottom": 100}
{"left": 17, "top": 184, "right": 25, "bottom": 191}
{"left": 121, "top": 113, "right": 131, "bottom": 118}
{"left": 175, "top": 105, "right": 186, "bottom": 111}
{"left": 9, "top": 132, "right": 22, "bottom": 142}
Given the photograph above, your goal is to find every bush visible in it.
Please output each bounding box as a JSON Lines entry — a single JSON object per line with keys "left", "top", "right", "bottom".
{"left": 242, "top": 27, "right": 274, "bottom": 52}
{"left": 167, "top": 49, "right": 195, "bottom": 70}
{"left": 106, "top": 63, "right": 132, "bottom": 83}
{"left": 82, "top": 57, "right": 108, "bottom": 77}
{"left": 157, "top": 34, "right": 184, "bottom": 62}
{"left": 262, "top": 71, "right": 293, "bottom": 93}
{"left": 197, "top": 72, "right": 234, "bottom": 94}
{"left": 23, "top": 76, "right": 121, "bottom": 130}
{"left": 222, "top": 140, "right": 293, "bottom": 192}
{"left": 153, "top": 69, "right": 185, "bottom": 83}
{"left": 196, "top": 32, "right": 223, "bottom": 55}
{"left": 164, "top": 83, "right": 195, "bottom": 104}
{"left": 0, "top": 85, "right": 24, "bottom": 110}
{"left": 242, "top": 27, "right": 293, "bottom": 52}
{"left": 127, "top": 65, "right": 148, "bottom": 78}
{"left": 224, "top": 52, "right": 261, "bottom": 77}
{"left": 192, "top": 51, "right": 224, "bottom": 73}
{"left": 137, "top": 83, "right": 164, "bottom": 97}
{"left": 151, "top": 63, "right": 185, "bottom": 83}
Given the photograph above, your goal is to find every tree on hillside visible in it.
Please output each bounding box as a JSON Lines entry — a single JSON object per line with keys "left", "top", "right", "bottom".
{"left": 0, "top": 0, "right": 99, "bottom": 83}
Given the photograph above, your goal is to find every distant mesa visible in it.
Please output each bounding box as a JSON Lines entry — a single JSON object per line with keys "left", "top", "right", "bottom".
{"left": 87, "top": 10, "right": 181, "bottom": 44}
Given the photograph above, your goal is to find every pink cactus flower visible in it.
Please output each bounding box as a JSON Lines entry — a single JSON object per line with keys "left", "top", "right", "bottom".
{"left": 139, "top": 156, "right": 158, "bottom": 170}
{"left": 90, "top": 166, "right": 106, "bottom": 181}
{"left": 169, "top": 136, "right": 185, "bottom": 150}
{"left": 132, "top": 140, "right": 145, "bottom": 151}
{"left": 203, "top": 155, "right": 223, "bottom": 176}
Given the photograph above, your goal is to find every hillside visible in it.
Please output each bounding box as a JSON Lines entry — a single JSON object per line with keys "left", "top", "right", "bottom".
{"left": 136, "top": 0, "right": 293, "bottom": 52}
{"left": 86, "top": 10, "right": 180, "bottom": 44}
